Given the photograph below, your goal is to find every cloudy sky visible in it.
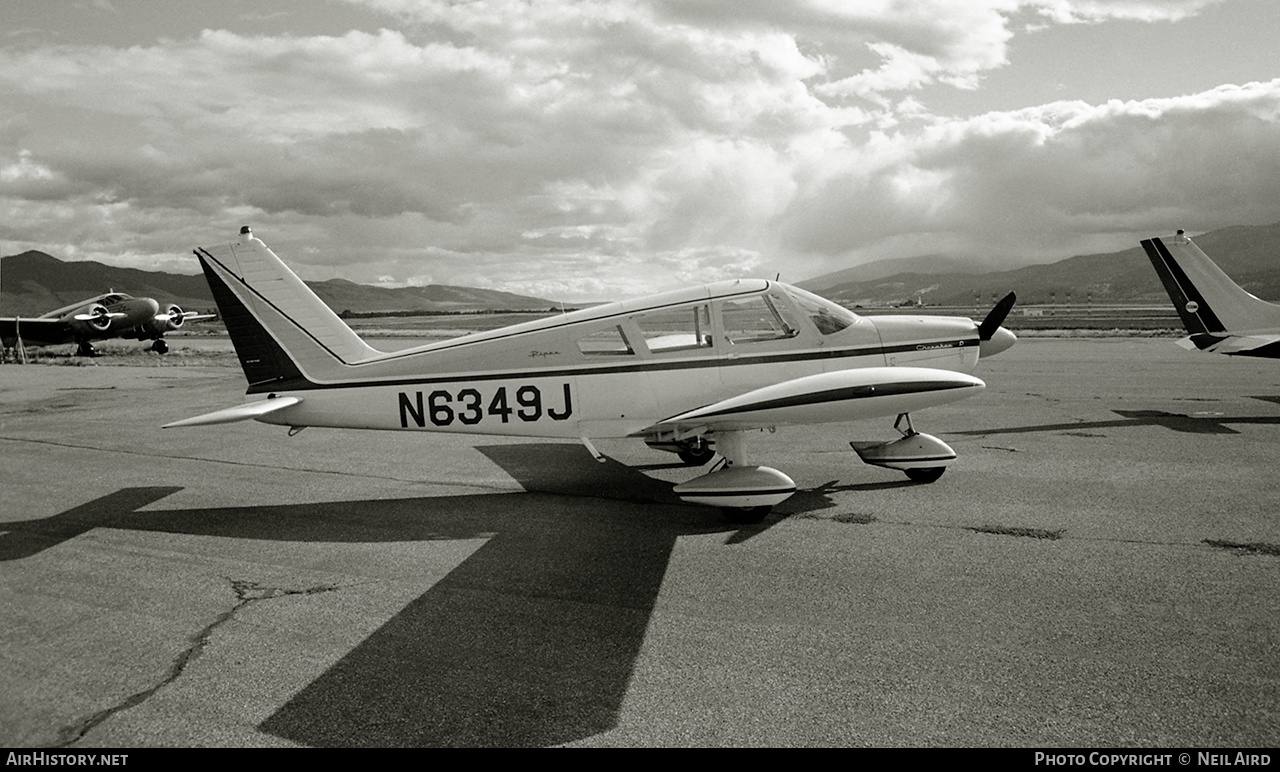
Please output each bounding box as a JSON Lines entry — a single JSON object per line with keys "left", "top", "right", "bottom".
{"left": 2, "top": 0, "right": 1279, "bottom": 301}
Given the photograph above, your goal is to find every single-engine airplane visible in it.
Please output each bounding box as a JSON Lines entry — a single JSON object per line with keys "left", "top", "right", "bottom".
{"left": 1141, "top": 230, "right": 1280, "bottom": 358}
{"left": 0, "top": 292, "right": 214, "bottom": 356}
{"left": 166, "top": 227, "right": 1016, "bottom": 522}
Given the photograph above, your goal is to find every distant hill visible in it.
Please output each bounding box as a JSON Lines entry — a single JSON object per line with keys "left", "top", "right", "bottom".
{"left": 799, "top": 220, "right": 1280, "bottom": 307}
{"left": 0, "top": 251, "right": 217, "bottom": 316}
{"left": 7, "top": 220, "right": 1280, "bottom": 317}
{"left": 799, "top": 253, "right": 997, "bottom": 289}
{"left": 306, "top": 278, "right": 560, "bottom": 317}
{"left": 0, "top": 251, "right": 558, "bottom": 317}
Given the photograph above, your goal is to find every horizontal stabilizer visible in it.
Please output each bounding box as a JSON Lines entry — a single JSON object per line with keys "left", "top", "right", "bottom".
{"left": 1178, "top": 332, "right": 1280, "bottom": 357}
{"left": 164, "top": 396, "right": 301, "bottom": 428}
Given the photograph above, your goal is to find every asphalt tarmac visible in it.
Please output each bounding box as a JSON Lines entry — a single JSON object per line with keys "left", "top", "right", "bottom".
{"left": 1, "top": 337, "right": 1277, "bottom": 747}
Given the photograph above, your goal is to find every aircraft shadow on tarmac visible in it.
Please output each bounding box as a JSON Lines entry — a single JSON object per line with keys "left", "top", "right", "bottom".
{"left": 0, "top": 443, "right": 859, "bottom": 747}
{"left": 956, "top": 403, "right": 1280, "bottom": 437}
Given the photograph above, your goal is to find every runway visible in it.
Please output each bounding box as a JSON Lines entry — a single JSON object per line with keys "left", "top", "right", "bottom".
{"left": 1, "top": 337, "right": 1277, "bottom": 747}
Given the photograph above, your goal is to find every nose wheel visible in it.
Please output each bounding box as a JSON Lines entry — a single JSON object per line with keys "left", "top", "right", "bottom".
{"left": 850, "top": 413, "right": 955, "bottom": 483}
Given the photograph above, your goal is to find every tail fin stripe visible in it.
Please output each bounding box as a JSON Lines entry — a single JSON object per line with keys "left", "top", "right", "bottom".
{"left": 1140, "top": 237, "right": 1226, "bottom": 335}
{"left": 196, "top": 245, "right": 369, "bottom": 366}
{"left": 197, "top": 253, "right": 312, "bottom": 390}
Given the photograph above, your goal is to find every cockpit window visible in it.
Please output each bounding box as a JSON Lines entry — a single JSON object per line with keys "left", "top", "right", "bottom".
{"left": 782, "top": 286, "right": 858, "bottom": 335}
{"left": 576, "top": 325, "right": 635, "bottom": 356}
{"left": 720, "top": 295, "right": 799, "bottom": 344}
{"left": 632, "top": 304, "right": 713, "bottom": 354}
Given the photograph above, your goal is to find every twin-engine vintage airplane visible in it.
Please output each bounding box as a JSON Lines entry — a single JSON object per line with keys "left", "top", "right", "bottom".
{"left": 0, "top": 292, "right": 214, "bottom": 356}
{"left": 1142, "top": 230, "right": 1280, "bottom": 359}
{"left": 167, "top": 227, "right": 1016, "bottom": 522}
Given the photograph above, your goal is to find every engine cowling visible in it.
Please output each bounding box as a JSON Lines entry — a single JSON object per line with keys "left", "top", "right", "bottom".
{"left": 64, "top": 304, "right": 114, "bottom": 334}
{"left": 156, "top": 304, "right": 186, "bottom": 333}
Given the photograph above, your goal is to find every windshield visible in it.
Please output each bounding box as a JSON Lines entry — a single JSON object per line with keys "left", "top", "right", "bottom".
{"left": 781, "top": 286, "right": 859, "bottom": 335}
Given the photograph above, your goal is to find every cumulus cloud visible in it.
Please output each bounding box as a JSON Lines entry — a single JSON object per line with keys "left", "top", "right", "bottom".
{"left": 0, "top": 0, "right": 1273, "bottom": 300}
{"left": 784, "top": 79, "right": 1280, "bottom": 268}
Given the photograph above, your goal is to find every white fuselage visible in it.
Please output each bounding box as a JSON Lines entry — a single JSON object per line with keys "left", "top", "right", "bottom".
{"left": 250, "top": 305, "right": 983, "bottom": 439}
{"left": 186, "top": 232, "right": 1000, "bottom": 442}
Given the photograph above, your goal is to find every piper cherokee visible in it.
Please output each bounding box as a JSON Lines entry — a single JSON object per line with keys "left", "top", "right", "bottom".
{"left": 166, "top": 227, "right": 1016, "bottom": 523}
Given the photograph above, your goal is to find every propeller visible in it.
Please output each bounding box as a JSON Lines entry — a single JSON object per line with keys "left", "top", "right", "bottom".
{"left": 73, "top": 309, "right": 125, "bottom": 321}
{"left": 155, "top": 306, "right": 215, "bottom": 328}
{"left": 72, "top": 306, "right": 126, "bottom": 330}
{"left": 977, "top": 291, "right": 1017, "bottom": 358}
{"left": 978, "top": 291, "right": 1016, "bottom": 340}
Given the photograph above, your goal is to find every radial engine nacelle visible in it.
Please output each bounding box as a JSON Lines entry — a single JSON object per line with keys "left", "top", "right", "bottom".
{"left": 152, "top": 304, "right": 188, "bottom": 334}
{"left": 63, "top": 304, "right": 114, "bottom": 333}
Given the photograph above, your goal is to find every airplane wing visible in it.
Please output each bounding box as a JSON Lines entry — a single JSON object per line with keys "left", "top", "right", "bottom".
{"left": 637, "top": 367, "right": 984, "bottom": 436}
{"left": 157, "top": 312, "right": 217, "bottom": 323}
{"left": 164, "top": 396, "right": 302, "bottom": 428}
{"left": 0, "top": 317, "right": 76, "bottom": 345}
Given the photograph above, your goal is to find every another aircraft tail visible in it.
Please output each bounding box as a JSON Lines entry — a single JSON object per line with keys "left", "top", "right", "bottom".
{"left": 1140, "top": 231, "right": 1280, "bottom": 339}
{"left": 195, "top": 227, "right": 382, "bottom": 392}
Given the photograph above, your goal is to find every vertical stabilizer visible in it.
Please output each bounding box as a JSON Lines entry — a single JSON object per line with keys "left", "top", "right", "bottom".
{"left": 1140, "top": 232, "right": 1280, "bottom": 336}
{"left": 195, "top": 227, "right": 381, "bottom": 390}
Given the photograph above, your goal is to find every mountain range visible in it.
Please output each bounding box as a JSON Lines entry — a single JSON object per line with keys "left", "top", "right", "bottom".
{"left": 0, "top": 251, "right": 558, "bottom": 317}
{"left": 3, "top": 220, "right": 1278, "bottom": 317}
{"left": 798, "top": 221, "right": 1280, "bottom": 307}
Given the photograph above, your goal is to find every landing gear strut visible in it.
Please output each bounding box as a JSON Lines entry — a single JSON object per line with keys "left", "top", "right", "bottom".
{"left": 676, "top": 436, "right": 715, "bottom": 466}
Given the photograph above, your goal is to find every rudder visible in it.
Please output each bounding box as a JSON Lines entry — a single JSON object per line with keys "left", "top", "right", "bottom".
{"left": 1140, "top": 231, "right": 1280, "bottom": 336}
{"left": 195, "top": 227, "right": 382, "bottom": 391}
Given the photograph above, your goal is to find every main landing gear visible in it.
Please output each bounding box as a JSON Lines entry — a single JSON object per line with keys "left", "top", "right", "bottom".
{"left": 655, "top": 412, "right": 956, "bottom": 524}
{"left": 671, "top": 431, "right": 797, "bottom": 524}
{"left": 151, "top": 339, "right": 169, "bottom": 354}
{"left": 850, "top": 413, "right": 955, "bottom": 484}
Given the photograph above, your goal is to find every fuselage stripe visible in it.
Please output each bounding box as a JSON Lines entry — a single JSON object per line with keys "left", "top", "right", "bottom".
{"left": 674, "top": 380, "right": 975, "bottom": 420}
{"left": 676, "top": 487, "right": 798, "bottom": 498}
{"left": 244, "top": 338, "right": 978, "bottom": 393}
{"left": 1142, "top": 238, "right": 1226, "bottom": 334}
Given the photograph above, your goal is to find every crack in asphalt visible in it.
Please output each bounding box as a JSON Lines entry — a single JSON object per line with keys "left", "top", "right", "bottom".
{"left": 53, "top": 577, "right": 345, "bottom": 748}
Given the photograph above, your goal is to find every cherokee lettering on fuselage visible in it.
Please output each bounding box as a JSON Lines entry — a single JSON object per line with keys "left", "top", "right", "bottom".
{"left": 399, "top": 383, "right": 573, "bottom": 428}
